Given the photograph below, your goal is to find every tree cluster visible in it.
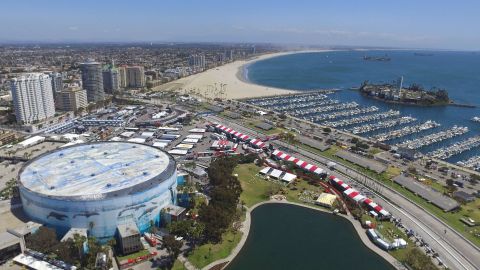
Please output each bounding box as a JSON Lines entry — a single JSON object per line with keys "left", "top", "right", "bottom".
{"left": 25, "top": 227, "right": 113, "bottom": 269}
{"left": 402, "top": 248, "right": 438, "bottom": 270}
{"left": 199, "top": 157, "right": 242, "bottom": 243}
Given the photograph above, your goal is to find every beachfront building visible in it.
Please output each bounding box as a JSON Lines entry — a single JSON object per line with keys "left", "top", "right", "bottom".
{"left": 188, "top": 54, "right": 206, "bottom": 70}
{"left": 80, "top": 59, "right": 105, "bottom": 102}
{"left": 10, "top": 73, "right": 55, "bottom": 125}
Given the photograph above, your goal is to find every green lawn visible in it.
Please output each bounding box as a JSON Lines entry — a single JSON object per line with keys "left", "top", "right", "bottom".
{"left": 187, "top": 230, "right": 243, "bottom": 269}
{"left": 233, "top": 163, "right": 283, "bottom": 207}
{"left": 247, "top": 121, "right": 284, "bottom": 135}
{"left": 361, "top": 214, "right": 413, "bottom": 262}
{"left": 116, "top": 249, "right": 150, "bottom": 261}
{"left": 171, "top": 259, "right": 187, "bottom": 270}
{"left": 234, "top": 163, "right": 327, "bottom": 207}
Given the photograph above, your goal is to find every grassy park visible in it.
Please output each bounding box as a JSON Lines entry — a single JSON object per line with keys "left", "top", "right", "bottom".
{"left": 187, "top": 230, "right": 242, "bottom": 269}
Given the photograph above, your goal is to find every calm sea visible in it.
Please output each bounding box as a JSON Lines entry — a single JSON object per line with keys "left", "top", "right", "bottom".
{"left": 246, "top": 50, "right": 480, "bottom": 162}
{"left": 226, "top": 204, "right": 395, "bottom": 270}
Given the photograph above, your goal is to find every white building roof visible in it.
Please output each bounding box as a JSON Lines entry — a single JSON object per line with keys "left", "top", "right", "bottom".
{"left": 189, "top": 128, "right": 206, "bottom": 133}
{"left": 19, "top": 142, "right": 171, "bottom": 198}
{"left": 168, "top": 149, "right": 189, "bottom": 155}
{"left": 14, "top": 254, "right": 63, "bottom": 270}
{"left": 175, "top": 143, "right": 194, "bottom": 150}
{"left": 140, "top": 131, "right": 155, "bottom": 138}
{"left": 153, "top": 142, "right": 169, "bottom": 148}
{"left": 183, "top": 138, "right": 199, "bottom": 144}
{"left": 186, "top": 134, "right": 203, "bottom": 140}
{"left": 19, "top": 136, "right": 45, "bottom": 148}
{"left": 128, "top": 137, "right": 146, "bottom": 144}
{"left": 120, "top": 131, "right": 135, "bottom": 138}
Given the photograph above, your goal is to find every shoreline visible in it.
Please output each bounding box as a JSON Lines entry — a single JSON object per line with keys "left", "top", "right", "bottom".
{"left": 202, "top": 200, "right": 401, "bottom": 270}
{"left": 156, "top": 50, "right": 332, "bottom": 100}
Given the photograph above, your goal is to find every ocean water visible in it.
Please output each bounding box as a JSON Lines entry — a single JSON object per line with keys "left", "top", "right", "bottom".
{"left": 226, "top": 204, "right": 394, "bottom": 270}
{"left": 246, "top": 50, "right": 480, "bottom": 162}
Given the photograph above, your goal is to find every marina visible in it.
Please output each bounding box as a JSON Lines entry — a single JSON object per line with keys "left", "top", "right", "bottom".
{"left": 291, "top": 102, "right": 359, "bottom": 118}
{"left": 427, "top": 136, "right": 480, "bottom": 160}
{"left": 243, "top": 89, "right": 479, "bottom": 167}
{"left": 309, "top": 106, "right": 379, "bottom": 122}
{"left": 323, "top": 110, "right": 400, "bottom": 128}
{"left": 275, "top": 99, "right": 339, "bottom": 112}
{"left": 396, "top": 126, "right": 469, "bottom": 150}
{"left": 370, "top": 121, "right": 441, "bottom": 142}
{"left": 457, "top": 156, "right": 480, "bottom": 171}
{"left": 348, "top": 116, "right": 417, "bottom": 135}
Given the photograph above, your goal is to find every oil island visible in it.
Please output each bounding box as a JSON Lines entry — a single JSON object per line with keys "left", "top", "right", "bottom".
{"left": 358, "top": 77, "right": 451, "bottom": 106}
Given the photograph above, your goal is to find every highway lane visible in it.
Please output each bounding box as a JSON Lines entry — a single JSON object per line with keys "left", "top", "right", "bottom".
{"left": 207, "top": 115, "right": 480, "bottom": 270}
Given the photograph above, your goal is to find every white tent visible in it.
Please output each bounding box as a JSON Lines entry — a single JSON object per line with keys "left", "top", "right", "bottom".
{"left": 281, "top": 172, "right": 297, "bottom": 183}
{"left": 128, "top": 138, "right": 146, "bottom": 144}
{"left": 259, "top": 167, "right": 272, "bottom": 175}
{"left": 269, "top": 169, "right": 283, "bottom": 179}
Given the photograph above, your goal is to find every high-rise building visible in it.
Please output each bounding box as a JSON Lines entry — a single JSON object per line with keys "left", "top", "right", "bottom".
{"left": 55, "top": 86, "right": 88, "bottom": 112}
{"left": 10, "top": 73, "right": 55, "bottom": 125}
{"left": 126, "top": 66, "right": 145, "bottom": 88}
{"left": 118, "top": 66, "right": 127, "bottom": 88}
{"left": 50, "top": 72, "right": 64, "bottom": 96}
{"left": 80, "top": 59, "right": 105, "bottom": 102}
{"left": 102, "top": 65, "right": 120, "bottom": 93}
{"left": 188, "top": 54, "right": 206, "bottom": 69}
{"left": 216, "top": 52, "right": 226, "bottom": 63}
{"left": 226, "top": 50, "right": 234, "bottom": 61}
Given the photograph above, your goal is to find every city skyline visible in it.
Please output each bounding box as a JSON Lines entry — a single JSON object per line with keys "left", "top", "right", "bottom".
{"left": 0, "top": 0, "right": 479, "bottom": 50}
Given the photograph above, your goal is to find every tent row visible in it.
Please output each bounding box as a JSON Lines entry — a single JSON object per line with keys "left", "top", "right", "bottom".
{"left": 215, "top": 124, "right": 250, "bottom": 141}
{"left": 214, "top": 124, "right": 267, "bottom": 149}
{"left": 271, "top": 149, "right": 325, "bottom": 175}
{"left": 329, "top": 176, "right": 390, "bottom": 218}
{"left": 259, "top": 166, "right": 297, "bottom": 183}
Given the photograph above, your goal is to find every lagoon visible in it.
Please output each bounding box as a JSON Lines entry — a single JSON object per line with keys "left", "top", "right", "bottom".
{"left": 226, "top": 203, "right": 394, "bottom": 270}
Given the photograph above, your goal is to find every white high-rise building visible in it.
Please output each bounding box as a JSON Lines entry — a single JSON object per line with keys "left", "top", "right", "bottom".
{"left": 10, "top": 73, "right": 55, "bottom": 125}
{"left": 188, "top": 54, "right": 206, "bottom": 69}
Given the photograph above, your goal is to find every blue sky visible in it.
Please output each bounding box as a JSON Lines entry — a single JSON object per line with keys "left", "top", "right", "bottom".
{"left": 1, "top": 0, "right": 479, "bottom": 50}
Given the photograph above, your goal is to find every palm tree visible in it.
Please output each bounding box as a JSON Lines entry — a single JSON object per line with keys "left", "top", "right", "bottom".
{"left": 73, "top": 233, "right": 86, "bottom": 259}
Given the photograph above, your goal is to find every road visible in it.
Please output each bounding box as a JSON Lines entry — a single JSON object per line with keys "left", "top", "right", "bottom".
{"left": 206, "top": 115, "right": 480, "bottom": 270}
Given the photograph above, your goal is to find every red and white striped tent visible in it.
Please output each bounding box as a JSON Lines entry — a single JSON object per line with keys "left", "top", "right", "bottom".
{"left": 363, "top": 198, "right": 390, "bottom": 217}
{"left": 215, "top": 124, "right": 250, "bottom": 141}
{"left": 330, "top": 176, "right": 390, "bottom": 217}
{"left": 272, "top": 149, "right": 324, "bottom": 175}
{"left": 249, "top": 139, "right": 266, "bottom": 148}
{"left": 343, "top": 188, "right": 366, "bottom": 202}
{"left": 329, "top": 176, "right": 351, "bottom": 191}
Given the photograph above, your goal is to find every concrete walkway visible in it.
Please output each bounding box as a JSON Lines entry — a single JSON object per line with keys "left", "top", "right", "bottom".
{"left": 178, "top": 254, "right": 198, "bottom": 270}
{"left": 202, "top": 199, "right": 404, "bottom": 270}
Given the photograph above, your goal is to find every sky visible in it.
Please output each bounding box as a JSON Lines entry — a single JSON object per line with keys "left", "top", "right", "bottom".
{"left": 1, "top": 0, "right": 479, "bottom": 50}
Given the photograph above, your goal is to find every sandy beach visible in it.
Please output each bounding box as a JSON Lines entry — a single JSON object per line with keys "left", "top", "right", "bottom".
{"left": 156, "top": 50, "right": 330, "bottom": 99}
